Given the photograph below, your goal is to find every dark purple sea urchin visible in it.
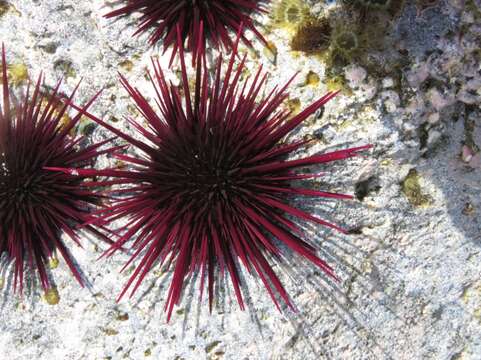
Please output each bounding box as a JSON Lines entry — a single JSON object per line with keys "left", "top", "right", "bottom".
{"left": 0, "top": 45, "right": 114, "bottom": 293}
{"left": 59, "top": 31, "right": 371, "bottom": 320}
{"left": 105, "top": 0, "right": 268, "bottom": 62}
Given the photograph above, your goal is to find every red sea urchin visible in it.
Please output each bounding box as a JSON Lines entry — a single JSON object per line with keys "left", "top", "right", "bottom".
{"left": 104, "top": 0, "right": 268, "bottom": 62}
{"left": 0, "top": 45, "right": 114, "bottom": 293}
{"left": 62, "top": 31, "right": 371, "bottom": 320}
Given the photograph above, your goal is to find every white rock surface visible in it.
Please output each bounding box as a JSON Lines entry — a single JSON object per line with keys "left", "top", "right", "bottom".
{"left": 1, "top": 1, "right": 481, "bottom": 359}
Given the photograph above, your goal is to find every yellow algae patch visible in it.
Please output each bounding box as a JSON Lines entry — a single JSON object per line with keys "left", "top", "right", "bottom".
{"left": 0, "top": 62, "right": 29, "bottom": 86}
{"left": 401, "top": 169, "right": 431, "bottom": 207}
{"left": 119, "top": 59, "right": 134, "bottom": 72}
{"left": 305, "top": 71, "right": 320, "bottom": 86}
{"left": 271, "top": 0, "right": 312, "bottom": 33}
{"left": 286, "top": 97, "right": 301, "bottom": 116}
{"left": 44, "top": 287, "right": 60, "bottom": 305}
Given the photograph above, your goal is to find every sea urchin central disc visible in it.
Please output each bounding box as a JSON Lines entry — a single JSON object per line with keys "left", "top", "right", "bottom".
{"left": 1, "top": 167, "right": 45, "bottom": 206}
{"left": 180, "top": 150, "right": 236, "bottom": 203}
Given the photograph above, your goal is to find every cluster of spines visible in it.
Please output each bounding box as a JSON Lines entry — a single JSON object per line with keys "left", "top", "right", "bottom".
{"left": 0, "top": 45, "right": 115, "bottom": 293}
{"left": 105, "top": 0, "right": 269, "bottom": 64}
{"left": 51, "top": 28, "right": 371, "bottom": 320}
{"left": 0, "top": 0, "right": 371, "bottom": 320}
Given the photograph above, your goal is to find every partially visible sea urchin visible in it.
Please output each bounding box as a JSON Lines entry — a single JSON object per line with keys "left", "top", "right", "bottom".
{"left": 61, "top": 30, "right": 371, "bottom": 320}
{"left": 105, "top": 0, "right": 268, "bottom": 62}
{"left": 0, "top": 45, "right": 114, "bottom": 293}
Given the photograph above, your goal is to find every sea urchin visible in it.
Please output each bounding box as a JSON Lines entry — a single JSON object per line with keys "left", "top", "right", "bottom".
{"left": 62, "top": 30, "right": 371, "bottom": 320}
{"left": 105, "top": 0, "right": 268, "bottom": 63}
{"left": 0, "top": 45, "right": 114, "bottom": 293}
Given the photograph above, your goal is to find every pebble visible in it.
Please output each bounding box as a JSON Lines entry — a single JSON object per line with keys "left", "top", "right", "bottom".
{"left": 457, "top": 78, "right": 481, "bottom": 105}
{"left": 469, "top": 154, "right": 481, "bottom": 168}
{"left": 462, "top": 145, "right": 474, "bottom": 163}
{"left": 381, "top": 91, "right": 401, "bottom": 113}
{"left": 427, "top": 112, "right": 440, "bottom": 125}
{"left": 427, "top": 88, "right": 455, "bottom": 111}
{"left": 359, "top": 80, "right": 378, "bottom": 101}
{"left": 407, "top": 63, "right": 430, "bottom": 87}
{"left": 427, "top": 130, "right": 442, "bottom": 147}
{"left": 382, "top": 77, "right": 394, "bottom": 89}
{"left": 344, "top": 65, "right": 367, "bottom": 88}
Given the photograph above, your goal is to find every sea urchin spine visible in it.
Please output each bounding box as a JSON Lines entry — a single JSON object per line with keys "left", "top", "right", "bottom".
{"left": 58, "top": 29, "right": 371, "bottom": 320}
{"left": 0, "top": 45, "right": 114, "bottom": 293}
{"left": 105, "top": 0, "right": 269, "bottom": 63}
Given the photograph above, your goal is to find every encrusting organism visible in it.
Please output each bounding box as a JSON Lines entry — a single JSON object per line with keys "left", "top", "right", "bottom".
{"left": 105, "top": 0, "right": 269, "bottom": 63}
{"left": 55, "top": 28, "right": 371, "bottom": 320}
{"left": 272, "top": 0, "right": 311, "bottom": 29}
{"left": 0, "top": 45, "right": 115, "bottom": 294}
{"left": 332, "top": 29, "right": 360, "bottom": 59}
{"left": 290, "top": 18, "right": 332, "bottom": 54}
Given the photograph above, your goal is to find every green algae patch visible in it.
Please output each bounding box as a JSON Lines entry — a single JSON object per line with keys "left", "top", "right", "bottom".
{"left": 402, "top": 169, "right": 431, "bottom": 207}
